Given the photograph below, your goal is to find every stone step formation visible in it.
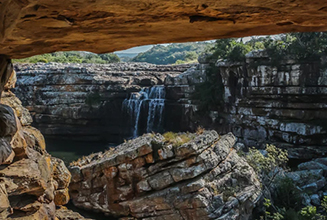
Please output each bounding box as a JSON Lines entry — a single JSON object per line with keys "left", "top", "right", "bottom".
{"left": 69, "top": 131, "right": 261, "bottom": 220}
{"left": 13, "top": 62, "right": 191, "bottom": 143}
{"left": 0, "top": 59, "right": 86, "bottom": 219}
{"left": 13, "top": 56, "right": 327, "bottom": 159}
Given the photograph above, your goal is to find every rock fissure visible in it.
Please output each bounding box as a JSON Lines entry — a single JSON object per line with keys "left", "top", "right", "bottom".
{"left": 0, "top": 57, "right": 85, "bottom": 219}
{"left": 70, "top": 131, "right": 261, "bottom": 219}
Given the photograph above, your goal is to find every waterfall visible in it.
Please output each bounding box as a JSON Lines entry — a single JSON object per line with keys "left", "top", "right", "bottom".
{"left": 122, "top": 85, "right": 165, "bottom": 138}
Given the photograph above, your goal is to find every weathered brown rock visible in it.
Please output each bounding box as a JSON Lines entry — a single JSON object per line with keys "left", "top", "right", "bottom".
{"left": 0, "top": 56, "right": 13, "bottom": 94}
{"left": 70, "top": 131, "right": 261, "bottom": 219}
{"left": 0, "top": 67, "right": 72, "bottom": 219}
{"left": 55, "top": 206, "right": 93, "bottom": 220}
{"left": 0, "top": 104, "right": 16, "bottom": 164}
{"left": 1, "top": 0, "right": 327, "bottom": 58}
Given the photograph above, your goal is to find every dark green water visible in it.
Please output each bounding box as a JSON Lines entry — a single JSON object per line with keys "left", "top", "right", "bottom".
{"left": 45, "top": 137, "right": 117, "bottom": 219}
{"left": 45, "top": 137, "right": 114, "bottom": 165}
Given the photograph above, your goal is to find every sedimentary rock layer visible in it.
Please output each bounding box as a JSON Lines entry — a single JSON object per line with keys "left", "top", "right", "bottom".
{"left": 13, "top": 62, "right": 190, "bottom": 142}
{"left": 0, "top": 68, "right": 73, "bottom": 219}
{"left": 1, "top": 0, "right": 327, "bottom": 58}
{"left": 166, "top": 52, "right": 327, "bottom": 159}
{"left": 69, "top": 131, "right": 261, "bottom": 219}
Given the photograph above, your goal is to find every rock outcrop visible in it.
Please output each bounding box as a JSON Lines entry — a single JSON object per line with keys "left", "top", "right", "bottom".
{"left": 13, "top": 62, "right": 190, "bottom": 142}
{"left": 13, "top": 58, "right": 327, "bottom": 159}
{"left": 166, "top": 52, "right": 327, "bottom": 159}
{"left": 69, "top": 131, "right": 261, "bottom": 219}
{"left": 0, "top": 69, "right": 73, "bottom": 219}
{"left": 1, "top": 0, "right": 327, "bottom": 58}
{"left": 283, "top": 158, "right": 327, "bottom": 207}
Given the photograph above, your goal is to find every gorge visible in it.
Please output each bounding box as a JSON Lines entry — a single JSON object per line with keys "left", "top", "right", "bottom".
{"left": 13, "top": 52, "right": 327, "bottom": 160}
{"left": 1, "top": 0, "right": 327, "bottom": 219}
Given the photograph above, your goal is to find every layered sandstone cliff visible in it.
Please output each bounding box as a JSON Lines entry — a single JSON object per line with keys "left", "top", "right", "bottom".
{"left": 166, "top": 52, "right": 327, "bottom": 159}
{"left": 0, "top": 69, "right": 82, "bottom": 219}
{"left": 1, "top": 0, "right": 327, "bottom": 59}
{"left": 14, "top": 62, "right": 191, "bottom": 142}
{"left": 14, "top": 58, "right": 327, "bottom": 159}
{"left": 69, "top": 131, "right": 261, "bottom": 220}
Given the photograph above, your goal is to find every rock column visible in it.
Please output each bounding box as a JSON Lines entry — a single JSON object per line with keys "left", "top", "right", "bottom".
{"left": 0, "top": 55, "right": 13, "bottom": 99}
{"left": 0, "top": 55, "right": 15, "bottom": 164}
{"left": 0, "top": 56, "right": 73, "bottom": 219}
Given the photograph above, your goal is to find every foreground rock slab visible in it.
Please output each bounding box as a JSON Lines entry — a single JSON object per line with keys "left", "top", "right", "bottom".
{"left": 70, "top": 131, "right": 261, "bottom": 220}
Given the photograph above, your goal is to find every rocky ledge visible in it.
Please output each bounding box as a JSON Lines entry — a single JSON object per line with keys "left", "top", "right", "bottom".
{"left": 14, "top": 62, "right": 191, "bottom": 142}
{"left": 2, "top": 0, "right": 327, "bottom": 58}
{"left": 0, "top": 69, "right": 85, "bottom": 219}
{"left": 69, "top": 131, "right": 261, "bottom": 220}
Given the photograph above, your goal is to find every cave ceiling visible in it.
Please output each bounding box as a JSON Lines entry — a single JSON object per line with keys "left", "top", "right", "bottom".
{"left": 1, "top": 0, "right": 327, "bottom": 59}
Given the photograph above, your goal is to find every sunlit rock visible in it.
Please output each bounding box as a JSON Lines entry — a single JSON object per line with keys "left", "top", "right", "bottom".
{"left": 70, "top": 131, "right": 261, "bottom": 219}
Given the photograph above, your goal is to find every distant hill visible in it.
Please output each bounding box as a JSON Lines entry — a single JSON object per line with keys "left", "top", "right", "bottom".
{"left": 115, "top": 52, "right": 139, "bottom": 62}
{"left": 14, "top": 51, "right": 120, "bottom": 64}
{"left": 131, "top": 42, "right": 214, "bottom": 65}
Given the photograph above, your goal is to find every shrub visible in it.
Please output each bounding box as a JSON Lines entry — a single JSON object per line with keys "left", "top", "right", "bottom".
{"left": 196, "top": 126, "right": 205, "bottom": 135}
{"left": 246, "top": 144, "right": 288, "bottom": 178}
{"left": 192, "top": 63, "right": 224, "bottom": 112}
{"left": 85, "top": 92, "right": 101, "bottom": 107}
{"left": 273, "top": 176, "right": 302, "bottom": 210}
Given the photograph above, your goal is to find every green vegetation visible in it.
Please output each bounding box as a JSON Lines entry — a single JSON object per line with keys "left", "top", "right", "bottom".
{"left": 208, "top": 38, "right": 254, "bottom": 62}
{"left": 207, "top": 32, "right": 327, "bottom": 64}
{"left": 162, "top": 131, "right": 193, "bottom": 147}
{"left": 246, "top": 144, "right": 288, "bottom": 178}
{"left": 13, "top": 51, "right": 120, "bottom": 64}
{"left": 264, "top": 32, "right": 327, "bottom": 62}
{"left": 246, "top": 145, "right": 327, "bottom": 220}
{"left": 262, "top": 196, "right": 327, "bottom": 220}
{"left": 192, "top": 63, "right": 224, "bottom": 112}
{"left": 132, "top": 42, "right": 214, "bottom": 65}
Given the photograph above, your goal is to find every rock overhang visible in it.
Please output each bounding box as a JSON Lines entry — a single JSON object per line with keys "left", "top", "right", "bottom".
{"left": 1, "top": 0, "right": 327, "bottom": 58}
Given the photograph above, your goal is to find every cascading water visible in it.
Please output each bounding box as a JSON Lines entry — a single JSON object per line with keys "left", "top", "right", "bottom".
{"left": 122, "top": 85, "right": 165, "bottom": 138}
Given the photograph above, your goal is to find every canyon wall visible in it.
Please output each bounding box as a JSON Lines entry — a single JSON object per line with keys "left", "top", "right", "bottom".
{"left": 0, "top": 66, "right": 77, "bottom": 219}
{"left": 14, "top": 57, "right": 327, "bottom": 159}
{"left": 166, "top": 52, "right": 327, "bottom": 159}
{"left": 14, "top": 63, "right": 191, "bottom": 143}
{"left": 218, "top": 53, "right": 327, "bottom": 159}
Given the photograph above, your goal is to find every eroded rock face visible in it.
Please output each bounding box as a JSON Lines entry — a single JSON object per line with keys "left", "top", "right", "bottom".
{"left": 13, "top": 62, "right": 190, "bottom": 142}
{"left": 69, "top": 131, "right": 261, "bottom": 219}
{"left": 1, "top": 0, "right": 327, "bottom": 58}
{"left": 0, "top": 70, "right": 72, "bottom": 219}
{"left": 165, "top": 53, "right": 327, "bottom": 159}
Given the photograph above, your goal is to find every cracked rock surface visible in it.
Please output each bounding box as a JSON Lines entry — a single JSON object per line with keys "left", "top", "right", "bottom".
{"left": 1, "top": 0, "right": 327, "bottom": 58}
{"left": 0, "top": 70, "right": 83, "bottom": 219}
{"left": 70, "top": 131, "right": 261, "bottom": 220}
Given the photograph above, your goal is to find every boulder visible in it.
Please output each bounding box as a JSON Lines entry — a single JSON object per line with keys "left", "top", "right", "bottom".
{"left": 70, "top": 131, "right": 261, "bottom": 219}
{"left": 0, "top": 75, "right": 72, "bottom": 219}
{"left": 55, "top": 206, "right": 92, "bottom": 220}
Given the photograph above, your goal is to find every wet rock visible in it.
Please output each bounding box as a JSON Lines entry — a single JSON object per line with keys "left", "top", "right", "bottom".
{"left": 13, "top": 63, "right": 191, "bottom": 142}
{"left": 310, "top": 194, "right": 321, "bottom": 206}
{"left": 70, "top": 131, "right": 261, "bottom": 219}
